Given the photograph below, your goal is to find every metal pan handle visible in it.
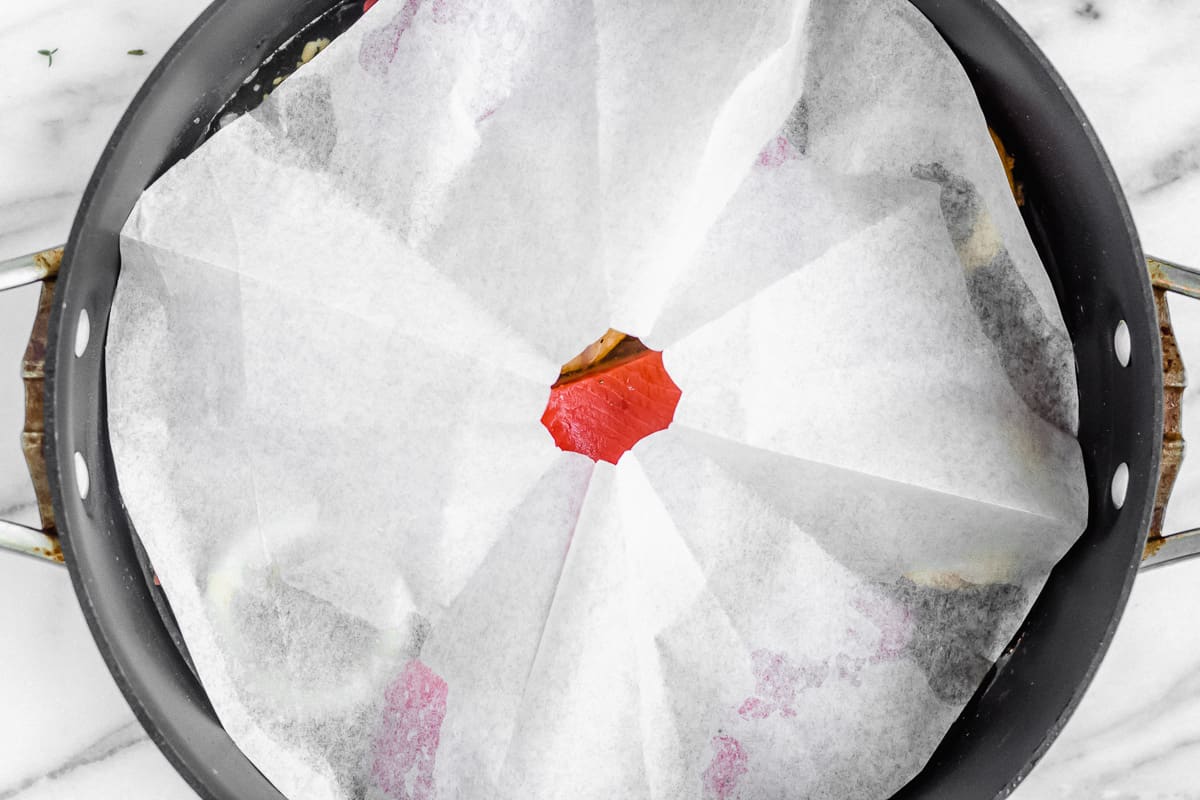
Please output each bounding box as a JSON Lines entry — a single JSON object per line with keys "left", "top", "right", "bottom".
{"left": 0, "top": 245, "right": 65, "bottom": 564}
{"left": 5, "top": 246, "right": 1198, "bottom": 569}
{"left": 1143, "top": 257, "right": 1200, "bottom": 569}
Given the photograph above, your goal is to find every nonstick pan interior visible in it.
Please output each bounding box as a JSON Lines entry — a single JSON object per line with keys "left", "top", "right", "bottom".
{"left": 46, "top": 1, "right": 1159, "bottom": 798}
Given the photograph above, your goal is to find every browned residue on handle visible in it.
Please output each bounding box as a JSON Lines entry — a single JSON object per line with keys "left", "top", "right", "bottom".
{"left": 29, "top": 538, "right": 64, "bottom": 563}
{"left": 22, "top": 247, "right": 62, "bottom": 536}
{"left": 1145, "top": 285, "right": 1186, "bottom": 558}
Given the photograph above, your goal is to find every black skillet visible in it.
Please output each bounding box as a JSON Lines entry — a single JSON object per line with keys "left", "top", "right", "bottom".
{"left": 2, "top": 0, "right": 1199, "bottom": 797}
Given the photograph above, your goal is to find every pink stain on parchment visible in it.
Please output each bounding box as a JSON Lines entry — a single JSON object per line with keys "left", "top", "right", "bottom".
{"left": 702, "top": 734, "right": 748, "bottom": 800}
{"left": 850, "top": 592, "right": 915, "bottom": 664}
{"left": 737, "top": 648, "right": 828, "bottom": 720}
{"left": 370, "top": 659, "right": 448, "bottom": 800}
{"left": 359, "top": 0, "right": 426, "bottom": 76}
{"left": 756, "top": 135, "right": 799, "bottom": 168}
{"left": 430, "top": 0, "right": 463, "bottom": 23}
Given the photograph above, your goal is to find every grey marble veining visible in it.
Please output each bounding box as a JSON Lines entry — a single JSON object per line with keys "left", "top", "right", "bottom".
{"left": 0, "top": 722, "right": 145, "bottom": 800}
{"left": 1, "top": 1, "right": 1199, "bottom": 798}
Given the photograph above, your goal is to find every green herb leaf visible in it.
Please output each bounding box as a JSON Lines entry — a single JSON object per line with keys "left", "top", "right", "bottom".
{"left": 37, "top": 47, "right": 58, "bottom": 67}
{"left": 127, "top": 49, "right": 146, "bottom": 56}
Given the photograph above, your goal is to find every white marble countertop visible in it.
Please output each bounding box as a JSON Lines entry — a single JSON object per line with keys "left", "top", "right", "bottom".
{"left": 1, "top": 1, "right": 1199, "bottom": 798}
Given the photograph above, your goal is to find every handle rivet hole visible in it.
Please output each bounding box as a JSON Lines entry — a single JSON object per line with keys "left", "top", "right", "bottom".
{"left": 1111, "top": 462, "right": 1129, "bottom": 510}
{"left": 73, "top": 451, "right": 90, "bottom": 501}
{"left": 1114, "top": 319, "right": 1131, "bottom": 367}
{"left": 74, "top": 308, "right": 90, "bottom": 358}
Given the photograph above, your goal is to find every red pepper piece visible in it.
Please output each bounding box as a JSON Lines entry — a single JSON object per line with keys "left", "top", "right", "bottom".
{"left": 541, "top": 349, "right": 681, "bottom": 464}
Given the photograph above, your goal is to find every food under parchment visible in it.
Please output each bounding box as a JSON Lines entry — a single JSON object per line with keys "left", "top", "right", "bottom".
{"left": 105, "top": 0, "right": 1087, "bottom": 798}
